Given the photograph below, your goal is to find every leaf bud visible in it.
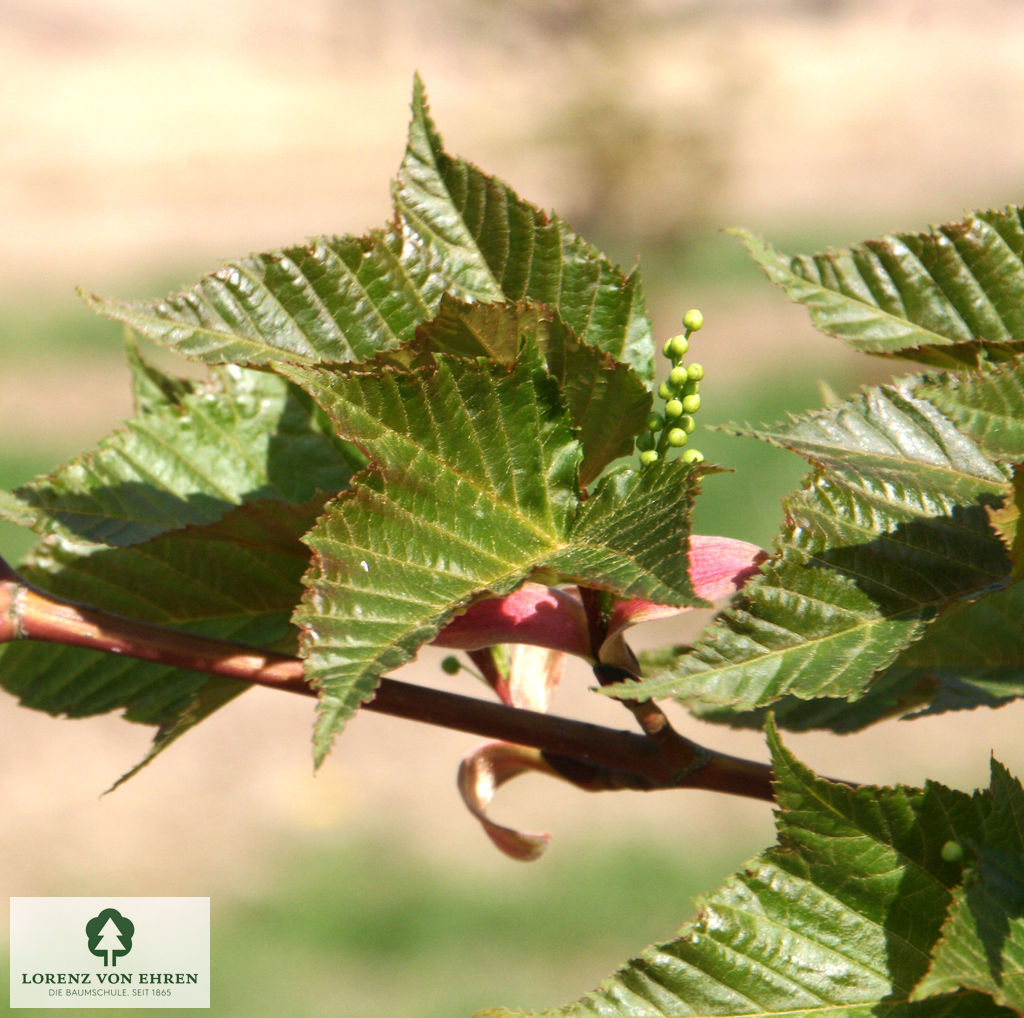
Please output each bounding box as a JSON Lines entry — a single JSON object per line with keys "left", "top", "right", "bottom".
{"left": 639, "top": 449, "right": 659, "bottom": 466}
{"left": 681, "top": 448, "right": 704, "bottom": 465}
{"left": 682, "top": 308, "right": 704, "bottom": 333}
{"left": 681, "top": 394, "right": 701, "bottom": 414}
{"left": 664, "top": 398, "right": 684, "bottom": 419}
{"left": 440, "top": 655, "right": 462, "bottom": 675}
{"left": 667, "top": 428, "right": 688, "bottom": 447}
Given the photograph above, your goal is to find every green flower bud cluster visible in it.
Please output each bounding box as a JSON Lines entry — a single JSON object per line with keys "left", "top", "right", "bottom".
{"left": 637, "top": 309, "right": 706, "bottom": 467}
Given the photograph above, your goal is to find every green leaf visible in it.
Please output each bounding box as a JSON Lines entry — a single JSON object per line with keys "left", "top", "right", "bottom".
{"left": 872, "top": 580, "right": 1024, "bottom": 716}
{"left": 546, "top": 461, "right": 706, "bottom": 602}
{"left": 687, "top": 572, "right": 1024, "bottom": 734}
{"left": 680, "top": 361, "right": 1024, "bottom": 733}
{"left": 913, "top": 762, "right": 1024, "bottom": 1013}
{"left": 1, "top": 499, "right": 319, "bottom": 721}
{"left": 0, "top": 349, "right": 361, "bottom": 777}
{"left": 4, "top": 352, "right": 361, "bottom": 546}
{"left": 0, "top": 498, "right": 322, "bottom": 779}
{"left": 681, "top": 362, "right": 1024, "bottom": 733}
{"left": 917, "top": 355, "right": 1024, "bottom": 464}
{"left": 85, "top": 79, "right": 655, "bottom": 381}
{"left": 84, "top": 226, "right": 453, "bottom": 367}
{"left": 736, "top": 208, "right": 1024, "bottom": 366}
{"left": 619, "top": 378, "right": 1011, "bottom": 711}
{"left": 413, "top": 296, "right": 652, "bottom": 485}
{"left": 281, "top": 345, "right": 700, "bottom": 763}
{"left": 396, "top": 76, "right": 654, "bottom": 379}
{"left": 125, "top": 335, "right": 197, "bottom": 412}
{"left": 482, "top": 729, "right": 1018, "bottom": 1018}
{"left": 916, "top": 845, "right": 1024, "bottom": 1014}
{"left": 106, "top": 675, "right": 246, "bottom": 792}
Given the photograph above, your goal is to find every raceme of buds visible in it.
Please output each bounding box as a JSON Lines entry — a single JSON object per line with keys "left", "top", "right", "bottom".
{"left": 638, "top": 309, "right": 706, "bottom": 467}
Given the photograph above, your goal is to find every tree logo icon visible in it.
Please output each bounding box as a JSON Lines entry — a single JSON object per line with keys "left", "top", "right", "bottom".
{"left": 85, "top": 908, "right": 135, "bottom": 967}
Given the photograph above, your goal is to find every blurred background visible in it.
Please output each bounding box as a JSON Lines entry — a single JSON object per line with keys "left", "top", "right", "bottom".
{"left": 4, "top": 1, "right": 1024, "bottom": 1015}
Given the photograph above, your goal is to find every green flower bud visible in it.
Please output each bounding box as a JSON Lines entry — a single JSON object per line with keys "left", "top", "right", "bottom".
{"left": 687, "top": 363, "right": 705, "bottom": 381}
{"left": 681, "top": 394, "right": 701, "bottom": 414}
{"left": 440, "top": 655, "right": 462, "bottom": 675}
{"left": 666, "top": 334, "right": 689, "bottom": 359}
{"left": 667, "top": 428, "right": 688, "bottom": 447}
{"left": 941, "top": 840, "right": 964, "bottom": 863}
{"left": 681, "top": 448, "right": 704, "bottom": 465}
{"left": 680, "top": 414, "right": 696, "bottom": 434}
{"left": 645, "top": 411, "right": 665, "bottom": 432}
{"left": 658, "top": 380, "right": 675, "bottom": 400}
{"left": 639, "top": 449, "right": 659, "bottom": 466}
{"left": 682, "top": 378, "right": 700, "bottom": 398}
{"left": 682, "top": 308, "right": 704, "bottom": 332}
{"left": 669, "top": 366, "right": 689, "bottom": 387}
{"left": 636, "top": 430, "right": 655, "bottom": 452}
{"left": 664, "top": 398, "right": 684, "bottom": 419}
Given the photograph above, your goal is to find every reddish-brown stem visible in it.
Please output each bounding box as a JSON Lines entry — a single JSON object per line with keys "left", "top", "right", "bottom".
{"left": 578, "top": 586, "right": 682, "bottom": 746}
{"left": 0, "top": 561, "right": 776, "bottom": 801}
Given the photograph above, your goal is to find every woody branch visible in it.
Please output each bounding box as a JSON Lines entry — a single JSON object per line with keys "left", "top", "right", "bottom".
{"left": 0, "top": 555, "right": 774, "bottom": 801}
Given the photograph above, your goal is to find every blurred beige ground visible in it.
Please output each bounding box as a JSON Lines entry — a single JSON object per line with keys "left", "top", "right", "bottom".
{"left": 3, "top": 0, "right": 1024, "bottom": 907}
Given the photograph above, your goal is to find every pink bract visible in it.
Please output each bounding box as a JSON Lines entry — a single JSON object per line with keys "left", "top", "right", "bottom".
{"left": 433, "top": 535, "right": 766, "bottom": 663}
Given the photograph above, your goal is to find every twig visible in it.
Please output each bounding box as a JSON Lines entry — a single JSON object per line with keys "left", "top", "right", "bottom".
{"left": 0, "top": 558, "right": 776, "bottom": 801}
{"left": 578, "top": 586, "right": 674, "bottom": 738}
{"left": 578, "top": 586, "right": 712, "bottom": 782}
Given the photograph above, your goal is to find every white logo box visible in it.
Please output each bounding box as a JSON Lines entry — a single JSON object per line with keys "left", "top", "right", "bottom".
{"left": 10, "top": 897, "right": 209, "bottom": 1009}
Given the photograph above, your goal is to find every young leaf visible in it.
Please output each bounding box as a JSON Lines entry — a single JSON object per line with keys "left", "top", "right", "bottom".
{"left": 3, "top": 352, "right": 361, "bottom": 546}
{"left": 685, "top": 570, "right": 1024, "bottom": 734}
{"left": 913, "top": 762, "right": 1024, "bottom": 1013}
{"left": 280, "top": 346, "right": 701, "bottom": 763}
{"left": 736, "top": 207, "right": 1024, "bottom": 366}
{"left": 917, "top": 354, "right": 1024, "bottom": 464}
{"left": 618, "top": 377, "right": 1011, "bottom": 710}
{"left": 396, "top": 75, "right": 654, "bottom": 379}
{"left": 680, "top": 362, "right": 1024, "bottom": 733}
{"left": 414, "top": 297, "right": 651, "bottom": 485}
{"left": 863, "top": 579, "right": 1024, "bottom": 720}
{"left": 85, "top": 226, "right": 455, "bottom": 367}
{"left": 482, "top": 728, "right": 1020, "bottom": 1018}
